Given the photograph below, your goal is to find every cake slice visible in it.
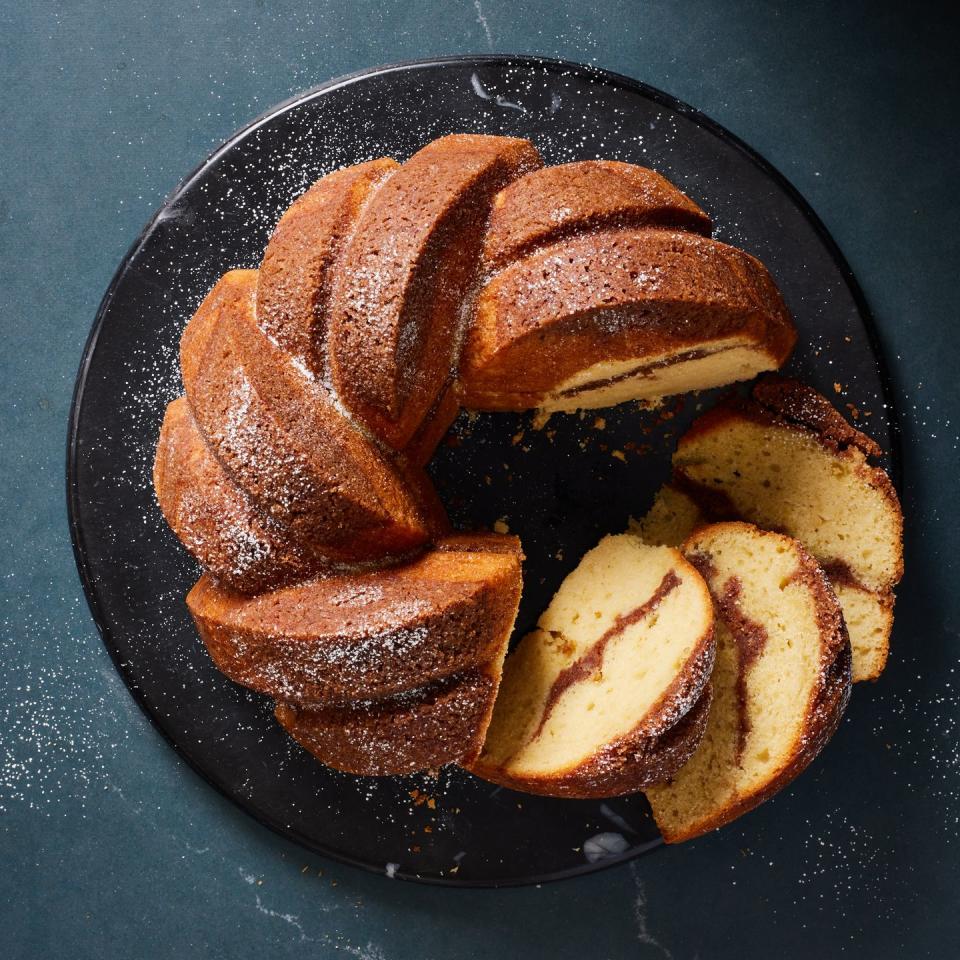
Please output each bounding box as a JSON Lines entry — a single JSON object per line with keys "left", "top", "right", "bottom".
{"left": 330, "top": 134, "right": 542, "bottom": 450}
{"left": 180, "top": 270, "right": 432, "bottom": 562}
{"left": 154, "top": 397, "right": 321, "bottom": 594}
{"left": 646, "top": 522, "right": 851, "bottom": 843}
{"left": 275, "top": 648, "right": 509, "bottom": 776}
{"left": 256, "top": 158, "right": 399, "bottom": 376}
{"left": 460, "top": 228, "right": 796, "bottom": 412}
{"left": 186, "top": 534, "right": 522, "bottom": 704}
{"left": 470, "top": 534, "right": 715, "bottom": 798}
{"left": 482, "top": 160, "right": 711, "bottom": 271}
{"left": 664, "top": 377, "right": 903, "bottom": 681}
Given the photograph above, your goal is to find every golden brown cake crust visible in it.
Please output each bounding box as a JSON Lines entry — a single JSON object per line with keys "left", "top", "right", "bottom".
{"left": 179, "top": 270, "right": 432, "bottom": 563}
{"left": 275, "top": 664, "right": 502, "bottom": 776}
{"left": 153, "top": 398, "right": 321, "bottom": 594}
{"left": 186, "top": 534, "right": 522, "bottom": 704}
{"left": 482, "top": 160, "right": 712, "bottom": 271}
{"left": 330, "top": 134, "right": 542, "bottom": 449}
{"left": 256, "top": 158, "right": 399, "bottom": 375}
{"left": 460, "top": 228, "right": 796, "bottom": 410}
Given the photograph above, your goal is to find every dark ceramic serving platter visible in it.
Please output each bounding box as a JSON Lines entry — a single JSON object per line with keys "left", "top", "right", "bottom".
{"left": 67, "top": 56, "right": 900, "bottom": 886}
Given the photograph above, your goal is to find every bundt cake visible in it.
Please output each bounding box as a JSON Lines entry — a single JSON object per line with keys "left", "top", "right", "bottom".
{"left": 640, "top": 377, "right": 903, "bottom": 681}
{"left": 470, "top": 535, "right": 715, "bottom": 798}
{"left": 645, "top": 522, "right": 852, "bottom": 843}
{"left": 186, "top": 534, "right": 522, "bottom": 705}
{"left": 152, "top": 133, "right": 833, "bottom": 786}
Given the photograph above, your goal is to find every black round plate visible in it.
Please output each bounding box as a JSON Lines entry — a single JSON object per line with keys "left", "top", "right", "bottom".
{"left": 67, "top": 56, "right": 899, "bottom": 886}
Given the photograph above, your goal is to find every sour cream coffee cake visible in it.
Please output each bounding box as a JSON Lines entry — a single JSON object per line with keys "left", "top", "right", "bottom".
{"left": 153, "top": 133, "right": 901, "bottom": 840}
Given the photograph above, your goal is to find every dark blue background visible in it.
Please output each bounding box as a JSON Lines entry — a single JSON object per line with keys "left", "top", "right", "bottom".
{"left": 2, "top": 2, "right": 957, "bottom": 956}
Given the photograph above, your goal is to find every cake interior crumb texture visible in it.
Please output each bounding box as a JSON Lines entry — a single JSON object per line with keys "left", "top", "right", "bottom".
{"left": 475, "top": 534, "right": 713, "bottom": 794}
{"left": 646, "top": 522, "right": 851, "bottom": 843}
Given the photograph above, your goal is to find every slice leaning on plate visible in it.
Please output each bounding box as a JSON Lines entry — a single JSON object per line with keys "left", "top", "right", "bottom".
{"left": 645, "top": 522, "right": 852, "bottom": 843}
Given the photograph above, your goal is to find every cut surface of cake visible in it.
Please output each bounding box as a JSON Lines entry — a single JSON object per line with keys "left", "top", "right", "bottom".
{"left": 186, "top": 534, "right": 522, "bottom": 704}
{"left": 646, "top": 522, "right": 852, "bottom": 843}
{"left": 660, "top": 377, "right": 903, "bottom": 681}
{"left": 461, "top": 228, "right": 796, "bottom": 412}
{"left": 275, "top": 648, "right": 509, "bottom": 776}
{"left": 330, "top": 134, "right": 542, "bottom": 450}
{"left": 179, "top": 270, "right": 432, "bottom": 563}
{"left": 470, "top": 534, "right": 715, "bottom": 798}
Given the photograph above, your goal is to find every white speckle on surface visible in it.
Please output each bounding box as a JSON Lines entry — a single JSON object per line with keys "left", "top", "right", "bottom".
{"left": 473, "top": 0, "right": 493, "bottom": 48}
{"left": 583, "top": 831, "right": 630, "bottom": 862}
{"left": 385, "top": 861, "right": 399, "bottom": 878}
{"left": 599, "top": 803, "right": 635, "bottom": 834}
{"left": 628, "top": 862, "right": 674, "bottom": 958}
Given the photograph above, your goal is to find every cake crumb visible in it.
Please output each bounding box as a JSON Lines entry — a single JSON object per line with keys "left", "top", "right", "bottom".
{"left": 531, "top": 410, "right": 552, "bottom": 430}
{"left": 611, "top": 449, "right": 626, "bottom": 462}
{"left": 593, "top": 416, "right": 606, "bottom": 430}
{"left": 833, "top": 382, "right": 842, "bottom": 394}
{"left": 493, "top": 518, "right": 510, "bottom": 534}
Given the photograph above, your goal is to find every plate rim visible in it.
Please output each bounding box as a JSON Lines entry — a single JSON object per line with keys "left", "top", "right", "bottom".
{"left": 65, "top": 53, "right": 904, "bottom": 888}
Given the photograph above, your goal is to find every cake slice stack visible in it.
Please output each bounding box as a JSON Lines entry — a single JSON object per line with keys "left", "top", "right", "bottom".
{"left": 638, "top": 377, "right": 903, "bottom": 681}
{"left": 188, "top": 533, "right": 523, "bottom": 775}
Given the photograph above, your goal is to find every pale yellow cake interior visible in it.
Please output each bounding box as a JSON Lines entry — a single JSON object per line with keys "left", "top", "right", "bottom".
{"left": 646, "top": 523, "right": 828, "bottom": 842}
{"left": 638, "top": 484, "right": 889, "bottom": 683}
{"left": 832, "top": 581, "right": 891, "bottom": 680}
{"left": 675, "top": 419, "right": 900, "bottom": 592}
{"left": 633, "top": 483, "right": 706, "bottom": 548}
{"left": 667, "top": 416, "right": 900, "bottom": 681}
{"left": 540, "top": 340, "right": 777, "bottom": 413}
{"left": 478, "top": 534, "right": 712, "bottom": 780}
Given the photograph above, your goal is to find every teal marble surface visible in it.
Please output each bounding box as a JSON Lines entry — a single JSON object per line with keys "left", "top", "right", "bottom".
{"left": 1, "top": 1, "right": 957, "bottom": 956}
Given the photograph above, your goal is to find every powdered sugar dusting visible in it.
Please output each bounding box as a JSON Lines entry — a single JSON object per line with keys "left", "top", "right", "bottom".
{"left": 61, "top": 56, "right": 911, "bottom": 884}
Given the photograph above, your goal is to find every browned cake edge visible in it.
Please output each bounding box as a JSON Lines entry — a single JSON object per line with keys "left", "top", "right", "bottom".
{"left": 185, "top": 537, "right": 522, "bottom": 704}
{"left": 274, "top": 657, "right": 505, "bottom": 777}
{"left": 653, "top": 523, "right": 852, "bottom": 843}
